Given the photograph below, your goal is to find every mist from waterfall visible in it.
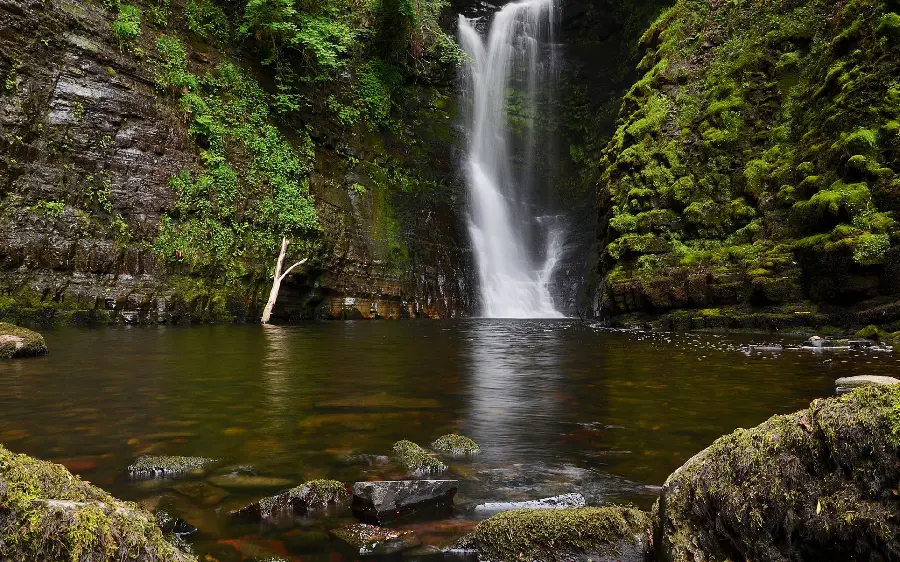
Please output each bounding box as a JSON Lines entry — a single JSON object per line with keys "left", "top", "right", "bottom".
{"left": 458, "top": 0, "right": 563, "bottom": 319}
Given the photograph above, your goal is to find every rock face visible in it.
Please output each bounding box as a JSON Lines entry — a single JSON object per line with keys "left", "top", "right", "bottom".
{"left": 474, "top": 493, "right": 586, "bottom": 515}
{"left": 231, "top": 479, "right": 350, "bottom": 521}
{"left": 127, "top": 456, "right": 217, "bottom": 479}
{"left": 351, "top": 480, "right": 458, "bottom": 523}
{"left": 469, "top": 506, "right": 650, "bottom": 562}
{"left": 331, "top": 523, "right": 422, "bottom": 556}
{"left": 655, "top": 386, "right": 900, "bottom": 561}
{"left": 0, "top": 322, "right": 47, "bottom": 358}
{"left": 0, "top": 444, "right": 195, "bottom": 561}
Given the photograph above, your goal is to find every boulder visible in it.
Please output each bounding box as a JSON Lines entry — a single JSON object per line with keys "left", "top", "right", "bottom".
{"left": 392, "top": 440, "right": 447, "bottom": 475}
{"left": 0, "top": 322, "right": 48, "bottom": 359}
{"left": 431, "top": 434, "right": 481, "bottom": 457}
{"left": 331, "top": 523, "right": 422, "bottom": 556}
{"left": 655, "top": 386, "right": 900, "bottom": 561}
{"left": 835, "top": 375, "right": 900, "bottom": 392}
{"left": 351, "top": 480, "right": 458, "bottom": 523}
{"left": 0, "top": 444, "right": 195, "bottom": 561}
{"left": 468, "top": 506, "right": 650, "bottom": 562}
{"left": 154, "top": 510, "right": 198, "bottom": 537}
{"left": 127, "top": 456, "right": 218, "bottom": 479}
{"left": 474, "top": 493, "right": 586, "bottom": 514}
{"left": 230, "top": 479, "right": 350, "bottom": 521}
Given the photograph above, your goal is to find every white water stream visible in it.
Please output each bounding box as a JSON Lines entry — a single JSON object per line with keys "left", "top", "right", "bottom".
{"left": 459, "top": 0, "right": 563, "bottom": 318}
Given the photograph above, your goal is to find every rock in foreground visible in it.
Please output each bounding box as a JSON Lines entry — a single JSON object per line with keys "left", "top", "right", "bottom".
{"left": 431, "top": 434, "right": 481, "bottom": 457}
{"left": 331, "top": 523, "right": 422, "bottom": 556}
{"left": 352, "top": 480, "right": 457, "bottom": 523}
{"left": 474, "top": 492, "right": 586, "bottom": 514}
{"left": 835, "top": 375, "right": 900, "bottom": 392}
{"left": 469, "top": 507, "right": 650, "bottom": 562}
{"left": 655, "top": 386, "right": 900, "bottom": 561}
{"left": 127, "top": 456, "right": 218, "bottom": 479}
{"left": 231, "top": 479, "right": 349, "bottom": 521}
{"left": 0, "top": 322, "right": 48, "bottom": 359}
{"left": 0, "top": 444, "right": 195, "bottom": 561}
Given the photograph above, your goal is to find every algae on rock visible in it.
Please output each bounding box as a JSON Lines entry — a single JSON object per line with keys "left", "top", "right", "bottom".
{"left": 0, "top": 445, "right": 195, "bottom": 562}
{"left": 392, "top": 440, "right": 447, "bottom": 475}
{"left": 431, "top": 433, "right": 481, "bottom": 457}
{"left": 0, "top": 322, "right": 48, "bottom": 359}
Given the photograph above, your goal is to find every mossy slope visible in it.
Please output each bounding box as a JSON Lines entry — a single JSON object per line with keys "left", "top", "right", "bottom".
{"left": 655, "top": 386, "right": 900, "bottom": 561}
{"left": 0, "top": 445, "right": 195, "bottom": 561}
{"left": 597, "top": 0, "right": 900, "bottom": 327}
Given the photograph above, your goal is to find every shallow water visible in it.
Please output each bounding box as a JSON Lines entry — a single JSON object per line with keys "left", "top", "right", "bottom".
{"left": 1, "top": 320, "right": 896, "bottom": 560}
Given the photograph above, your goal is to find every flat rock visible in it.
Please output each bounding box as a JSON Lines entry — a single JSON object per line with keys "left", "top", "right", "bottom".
{"left": 836, "top": 375, "right": 900, "bottom": 391}
{"left": 331, "top": 523, "right": 422, "bottom": 556}
{"left": 474, "top": 492, "right": 586, "bottom": 514}
{"left": 352, "top": 480, "right": 458, "bottom": 523}
{"left": 127, "top": 455, "right": 218, "bottom": 479}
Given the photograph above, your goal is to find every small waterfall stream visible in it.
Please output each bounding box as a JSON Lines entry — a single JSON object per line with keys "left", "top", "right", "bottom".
{"left": 459, "top": 0, "right": 563, "bottom": 319}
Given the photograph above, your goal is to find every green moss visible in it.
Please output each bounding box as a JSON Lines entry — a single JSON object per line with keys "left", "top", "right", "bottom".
{"left": 111, "top": 4, "right": 141, "bottom": 48}
{"left": 126, "top": 455, "right": 217, "bottom": 478}
{"left": 473, "top": 507, "right": 650, "bottom": 562}
{"left": 0, "top": 445, "right": 194, "bottom": 562}
{"left": 392, "top": 440, "right": 446, "bottom": 474}
{"left": 856, "top": 324, "right": 881, "bottom": 340}
{"left": 291, "top": 479, "right": 349, "bottom": 507}
{"left": 431, "top": 434, "right": 480, "bottom": 457}
{"left": 0, "top": 322, "right": 48, "bottom": 359}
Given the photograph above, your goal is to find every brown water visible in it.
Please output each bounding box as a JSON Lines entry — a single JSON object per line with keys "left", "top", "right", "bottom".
{"left": 0, "top": 320, "right": 896, "bottom": 561}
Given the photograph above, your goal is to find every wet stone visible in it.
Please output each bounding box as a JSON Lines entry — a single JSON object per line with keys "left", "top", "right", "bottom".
{"left": 230, "top": 479, "right": 350, "bottom": 521}
{"left": 431, "top": 434, "right": 481, "bottom": 457}
{"left": 331, "top": 523, "right": 422, "bottom": 556}
{"left": 474, "top": 492, "right": 586, "bottom": 515}
{"left": 155, "top": 509, "right": 198, "bottom": 537}
{"left": 392, "top": 440, "right": 447, "bottom": 475}
{"left": 127, "top": 455, "right": 218, "bottom": 479}
{"left": 352, "top": 480, "right": 458, "bottom": 524}
{"left": 836, "top": 375, "right": 900, "bottom": 393}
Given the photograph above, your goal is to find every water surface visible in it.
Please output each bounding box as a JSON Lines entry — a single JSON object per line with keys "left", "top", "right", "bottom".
{"left": 1, "top": 320, "right": 894, "bottom": 560}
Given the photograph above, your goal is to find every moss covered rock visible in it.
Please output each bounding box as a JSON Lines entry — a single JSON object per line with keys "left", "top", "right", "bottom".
{"left": 469, "top": 506, "right": 651, "bottom": 562}
{"left": 0, "top": 322, "right": 47, "bottom": 359}
{"left": 392, "top": 440, "right": 447, "bottom": 475}
{"left": 231, "top": 479, "right": 349, "bottom": 521}
{"left": 655, "top": 386, "right": 900, "bottom": 561}
{"left": 0, "top": 445, "right": 195, "bottom": 561}
{"left": 127, "top": 456, "right": 217, "bottom": 479}
{"left": 431, "top": 434, "right": 481, "bottom": 457}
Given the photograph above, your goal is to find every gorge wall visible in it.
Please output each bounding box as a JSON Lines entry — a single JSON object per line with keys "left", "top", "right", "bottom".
{"left": 593, "top": 0, "right": 900, "bottom": 331}
{"left": 0, "top": 0, "right": 472, "bottom": 324}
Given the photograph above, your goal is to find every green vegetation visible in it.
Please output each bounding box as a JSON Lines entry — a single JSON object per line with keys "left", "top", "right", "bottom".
{"left": 596, "top": 0, "right": 900, "bottom": 318}
{"left": 185, "top": 0, "right": 229, "bottom": 43}
{"left": 431, "top": 433, "right": 481, "bottom": 457}
{"left": 111, "top": 3, "right": 141, "bottom": 48}
{"left": 473, "top": 507, "right": 650, "bottom": 562}
{"left": 392, "top": 440, "right": 447, "bottom": 474}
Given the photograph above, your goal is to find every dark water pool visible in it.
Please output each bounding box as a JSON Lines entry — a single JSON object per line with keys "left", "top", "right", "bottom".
{"left": 1, "top": 320, "right": 895, "bottom": 560}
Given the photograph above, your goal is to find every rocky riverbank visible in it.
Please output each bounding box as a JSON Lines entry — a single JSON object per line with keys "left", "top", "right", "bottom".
{"left": 4, "top": 388, "right": 900, "bottom": 561}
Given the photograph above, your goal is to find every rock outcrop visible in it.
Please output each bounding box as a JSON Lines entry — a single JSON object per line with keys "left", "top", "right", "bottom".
{"left": 0, "top": 444, "right": 195, "bottom": 561}
{"left": 654, "top": 386, "right": 900, "bottom": 561}
{"left": 0, "top": 322, "right": 47, "bottom": 358}
{"left": 467, "top": 506, "right": 650, "bottom": 562}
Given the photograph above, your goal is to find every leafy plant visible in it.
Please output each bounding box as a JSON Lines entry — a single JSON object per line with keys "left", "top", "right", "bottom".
{"left": 111, "top": 4, "right": 141, "bottom": 48}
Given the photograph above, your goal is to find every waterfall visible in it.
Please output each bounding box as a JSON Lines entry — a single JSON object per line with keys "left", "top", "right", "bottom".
{"left": 459, "top": 0, "right": 563, "bottom": 319}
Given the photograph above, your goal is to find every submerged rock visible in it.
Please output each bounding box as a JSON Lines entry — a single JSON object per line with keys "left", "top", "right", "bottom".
{"left": 0, "top": 322, "right": 48, "bottom": 359}
{"left": 230, "top": 479, "right": 349, "bottom": 521}
{"left": 431, "top": 434, "right": 481, "bottom": 457}
{"left": 127, "top": 456, "right": 218, "bottom": 479}
{"left": 835, "top": 375, "right": 900, "bottom": 392}
{"left": 474, "top": 493, "right": 586, "bottom": 514}
{"left": 352, "top": 480, "right": 458, "bottom": 523}
{"left": 154, "top": 510, "right": 198, "bottom": 537}
{"left": 0, "top": 444, "right": 195, "bottom": 561}
{"left": 655, "top": 386, "right": 900, "bottom": 561}
{"left": 206, "top": 473, "right": 292, "bottom": 489}
{"left": 331, "top": 523, "right": 422, "bottom": 556}
{"left": 392, "top": 440, "right": 447, "bottom": 475}
{"left": 469, "top": 506, "right": 650, "bottom": 562}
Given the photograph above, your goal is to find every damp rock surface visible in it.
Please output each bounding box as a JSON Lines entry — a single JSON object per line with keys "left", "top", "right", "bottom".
{"left": 469, "top": 506, "right": 650, "bottom": 562}
{"left": 127, "top": 456, "right": 218, "bottom": 479}
{"left": 231, "top": 479, "right": 350, "bottom": 521}
{"left": 835, "top": 375, "right": 900, "bottom": 391}
{"left": 655, "top": 386, "right": 900, "bottom": 561}
{"left": 352, "top": 480, "right": 458, "bottom": 523}
{"left": 331, "top": 523, "right": 422, "bottom": 556}
{"left": 0, "top": 444, "right": 196, "bottom": 561}
{"left": 474, "top": 492, "right": 586, "bottom": 514}
{"left": 0, "top": 323, "right": 48, "bottom": 359}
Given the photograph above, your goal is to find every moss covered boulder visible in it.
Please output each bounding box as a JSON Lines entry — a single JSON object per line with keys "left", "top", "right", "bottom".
{"left": 230, "top": 479, "right": 350, "bottom": 521}
{"left": 0, "top": 322, "right": 47, "bottom": 359}
{"left": 392, "top": 440, "right": 447, "bottom": 475}
{"left": 468, "top": 506, "right": 651, "bottom": 562}
{"left": 655, "top": 386, "right": 900, "bottom": 561}
{"left": 127, "top": 456, "right": 218, "bottom": 479}
{"left": 431, "top": 434, "right": 481, "bottom": 457}
{"left": 0, "top": 445, "right": 195, "bottom": 561}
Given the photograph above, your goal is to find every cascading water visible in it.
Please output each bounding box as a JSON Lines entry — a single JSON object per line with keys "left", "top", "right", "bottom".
{"left": 459, "top": 0, "right": 563, "bottom": 319}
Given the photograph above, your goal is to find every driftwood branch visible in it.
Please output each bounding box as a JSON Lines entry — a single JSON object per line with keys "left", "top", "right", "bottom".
{"left": 261, "top": 237, "right": 307, "bottom": 324}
